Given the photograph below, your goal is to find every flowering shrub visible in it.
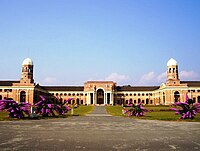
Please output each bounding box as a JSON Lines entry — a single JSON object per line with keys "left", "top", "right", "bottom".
{"left": 34, "top": 96, "right": 71, "bottom": 117}
{"left": 54, "top": 97, "right": 72, "bottom": 115}
{"left": 0, "top": 99, "right": 30, "bottom": 119}
{"left": 171, "top": 95, "right": 200, "bottom": 119}
{"left": 124, "top": 101, "right": 148, "bottom": 117}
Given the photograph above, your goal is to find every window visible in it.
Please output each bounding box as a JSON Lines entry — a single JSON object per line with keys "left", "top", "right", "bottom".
{"left": 130, "top": 93, "right": 132, "bottom": 96}
{"left": 142, "top": 93, "right": 144, "bottom": 96}
{"left": 126, "top": 93, "right": 128, "bottom": 96}
{"left": 134, "top": 93, "right": 136, "bottom": 96}
{"left": 68, "top": 93, "right": 71, "bottom": 96}
{"left": 138, "top": 93, "right": 140, "bottom": 96}
{"left": 64, "top": 93, "right": 67, "bottom": 96}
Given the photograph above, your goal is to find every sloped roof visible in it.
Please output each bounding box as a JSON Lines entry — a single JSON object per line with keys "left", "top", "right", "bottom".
{"left": 0, "top": 81, "right": 20, "bottom": 86}
{"left": 43, "top": 86, "right": 84, "bottom": 91}
{"left": 116, "top": 86, "right": 160, "bottom": 91}
{"left": 181, "top": 81, "right": 200, "bottom": 87}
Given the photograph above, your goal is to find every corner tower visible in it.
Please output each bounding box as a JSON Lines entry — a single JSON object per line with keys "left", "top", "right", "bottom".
{"left": 166, "top": 58, "right": 180, "bottom": 85}
{"left": 20, "top": 58, "right": 34, "bottom": 84}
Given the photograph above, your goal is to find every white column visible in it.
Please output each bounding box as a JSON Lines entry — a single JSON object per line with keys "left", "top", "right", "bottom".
{"left": 93, "top": 92, "right": 94, "bottom": 105}
{"left": 110, "top": 92, "right": 113, "bottom": 105}
{"left": 87, "top": 93, "right": 90, "bottom": 105}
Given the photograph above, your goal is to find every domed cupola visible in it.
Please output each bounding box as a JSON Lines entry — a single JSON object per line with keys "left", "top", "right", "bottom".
{"left": 167, "top": 58, "right": 177, "bottom": 66}
{"left": 166, "top": 58, "right": 180, "bottom": 85}
{"left": 22, "top": 58, "right": 33, "bottom": 66}
{"left": 20, "top": 58, "right": 34, "bottom": 84}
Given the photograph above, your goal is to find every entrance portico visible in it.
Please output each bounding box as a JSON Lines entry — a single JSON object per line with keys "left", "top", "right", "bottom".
{"left": 84, "top": 81, "right": 116, "bottom": 105}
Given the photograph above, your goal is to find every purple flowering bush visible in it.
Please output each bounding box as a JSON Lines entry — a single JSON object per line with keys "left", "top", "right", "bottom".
{"left": 0, "top": 99, "right": 30, "bottom": 119}
{"left": 54, "top": 97, "right": 72, "bottom": 116}
{"left": 34, "top": 96, "right": 71, "bottom": 117}
{"left": 124, "top": 101, "right": 148, "bottom": 117}
{"left": 171, "top": 95, "right": 200, "bottom": 119}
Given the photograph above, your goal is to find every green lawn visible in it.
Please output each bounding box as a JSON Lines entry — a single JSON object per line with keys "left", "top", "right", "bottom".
{"left": 67, "top": 105, "right": 94, "bottom": 116}
{"left": 106, "top": 106, "right": 200, "bottom": 122}
{"left": 0, "top": 105, "right": 94, "bottom": 121}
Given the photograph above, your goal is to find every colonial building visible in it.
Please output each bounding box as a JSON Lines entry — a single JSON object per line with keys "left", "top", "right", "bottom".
{"left": 0, "top": 58, "right": 200, "bottom": 105}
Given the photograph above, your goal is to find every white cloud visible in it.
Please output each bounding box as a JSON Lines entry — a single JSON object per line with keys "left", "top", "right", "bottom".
{"left": 43, "top": 77, "right": 57, "bottom": 85}
{"left": 138, "top": 70, "right": 200, "bottom": 85}
{"left": 105, "top": 73, "right": 130, "bottom": 83}
{"left": 157, "top": 72, "right": 166, "bottom": 82}
{"left": 139, "top": 72, "right": 156, "bottom": 85}
{"left": 139, "top": 71, "right": 166, "bottom": 85}
{"left": 180, "top": 70, "right": 199, "bottom": 80}
{"left": 140, "top": 72, "right": 156, "bottom": 81}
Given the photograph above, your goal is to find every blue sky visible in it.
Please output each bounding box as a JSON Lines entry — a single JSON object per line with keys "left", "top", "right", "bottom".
{"left": 0, "top": 0, "right": 200, "bottom": 86}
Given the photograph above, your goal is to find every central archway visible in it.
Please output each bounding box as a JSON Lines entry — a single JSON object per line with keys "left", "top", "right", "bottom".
{"left": 97, "top": 89, "right": 104, "bottom": 104}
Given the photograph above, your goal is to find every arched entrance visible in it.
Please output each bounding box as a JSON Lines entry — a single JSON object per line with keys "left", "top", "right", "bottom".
{"left": 174, "top": 91, "right": 180, "bottom": 102}
{"left": 20, "top": 91, "right": 26, "bottom": 103}
{"left": 97, "top": 89, "right": 104, "bottom": 104}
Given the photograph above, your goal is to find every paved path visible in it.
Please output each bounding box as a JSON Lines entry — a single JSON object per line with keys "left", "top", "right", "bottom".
{"left": 86, "top": 106, "right": 111, "bottom": 116}
{"left": 0, "top": 106, "right": 200, "bottom": 151}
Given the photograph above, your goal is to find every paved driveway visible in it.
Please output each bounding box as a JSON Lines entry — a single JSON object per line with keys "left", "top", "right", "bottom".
{"left": 0, "top": 106, "right": 200, "bottom": 151}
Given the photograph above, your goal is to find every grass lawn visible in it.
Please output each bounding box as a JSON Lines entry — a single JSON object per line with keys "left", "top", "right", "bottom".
{"left": 0, "top": 111, "right": 11, "bottom": 121}
{"left": 67, "top": 105, "right": 94, "bottom": 116}
{"left": 106, "top": 106, "right": 200, "bottom": 122}
{"left": 0, "top": 105, "right": 94, "bottom": 121}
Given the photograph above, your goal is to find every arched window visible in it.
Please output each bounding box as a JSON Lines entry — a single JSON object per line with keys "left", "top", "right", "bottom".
{"left": 174, "top": 91, "right": 180, "bottom": 102}
{"left": 20, "top": 91, "right": 26, "bottom": 103}
{"left": 138, "top": 98, "right": 141, "bottom": 103}
{"left": 198, "top": 96, "right": 200, "bottom": 103}
{"left": 169, "top": 68, "right": 171, "bottom": 73}
{"left": 0, "top": 95, "right": 2, "bottom": 100}
{"left": 146, "top": 99, "right": 149, "bottom": 104}
{"left": 76, "top": 98, "right": 79, "bottom": 104}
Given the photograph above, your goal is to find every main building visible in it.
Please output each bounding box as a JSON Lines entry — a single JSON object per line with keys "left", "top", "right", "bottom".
{"left": 0, "top": 58, "right": 200, "bottom": 105}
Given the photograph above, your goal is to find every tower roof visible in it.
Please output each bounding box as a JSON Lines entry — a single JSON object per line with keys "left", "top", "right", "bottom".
{"left": 22, "top": 58, "right": 33, "bottom": 66}
{"left": 167, "top": 58, "right": 177, "bottom": 66}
